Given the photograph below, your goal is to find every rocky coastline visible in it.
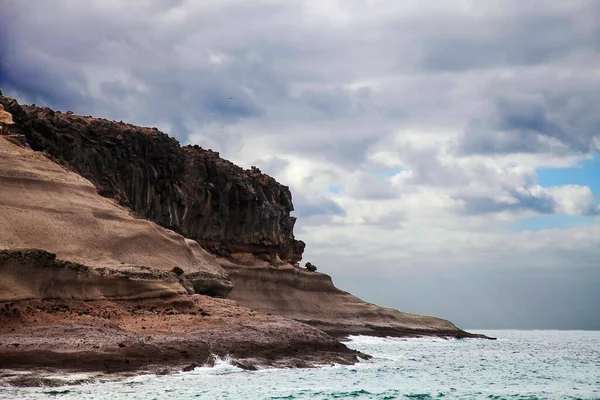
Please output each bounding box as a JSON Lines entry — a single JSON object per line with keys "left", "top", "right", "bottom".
{"left": 0, "top": 96, "right": 488, "bottom": 383}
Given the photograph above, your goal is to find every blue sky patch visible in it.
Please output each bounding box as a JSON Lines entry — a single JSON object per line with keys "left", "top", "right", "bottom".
{"left": 536, "top": 154, "right": 600, "bottom": 196}
{"left": 328, "top": 185, "right": 342, "bottom": 194}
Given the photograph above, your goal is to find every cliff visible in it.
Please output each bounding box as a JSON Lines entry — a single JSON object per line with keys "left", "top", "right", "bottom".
{"left": 0, "top": 96, "right": 304, "bottom": 264}
{"left": 0, "top": 95, "right": 487, "bottom": 377}
{"left": 0, "top": 131, "right": 362, "bottom": 375}
{"left": 0, "top": 133, "right": 231, "bottom": 300}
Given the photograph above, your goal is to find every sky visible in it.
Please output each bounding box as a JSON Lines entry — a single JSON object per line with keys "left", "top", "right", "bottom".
{"left": 1, "top": 0, "right": 599, "bottom": 329}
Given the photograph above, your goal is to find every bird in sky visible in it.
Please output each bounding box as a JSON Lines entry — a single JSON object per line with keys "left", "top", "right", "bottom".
{"left": 227, "top": 97, "right": 233, "bottom": 100}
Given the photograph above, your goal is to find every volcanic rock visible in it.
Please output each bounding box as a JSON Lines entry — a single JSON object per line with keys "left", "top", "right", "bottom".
{"left": 0, "top": 96, "right": 304, "bottom": 264}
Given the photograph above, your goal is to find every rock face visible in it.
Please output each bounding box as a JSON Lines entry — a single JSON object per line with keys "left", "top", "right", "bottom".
{"left": 0, "top": 96, "right": 304, "bottom": 264}
{"left": 181, "top": 146, "right": 304, "bottom": 263}
{"left": 0, "top": 133, "right": 364, "bottom": 373}
{"left": 0, "top": 134, "right": 232, "bottom": 299}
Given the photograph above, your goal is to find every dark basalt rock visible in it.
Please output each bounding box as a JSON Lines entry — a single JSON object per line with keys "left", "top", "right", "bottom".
{"left": 0, "top": 96, "right": 305, "bottom": 263}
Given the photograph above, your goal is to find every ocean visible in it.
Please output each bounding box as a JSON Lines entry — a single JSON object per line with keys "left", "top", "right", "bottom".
{"left": 2, "top": 330, "right": 599, "bottom": 399}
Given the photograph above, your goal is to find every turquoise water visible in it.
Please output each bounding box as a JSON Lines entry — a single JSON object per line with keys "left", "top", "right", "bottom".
{"left": 2, "top": 330, "right": 599, "bottom": 399}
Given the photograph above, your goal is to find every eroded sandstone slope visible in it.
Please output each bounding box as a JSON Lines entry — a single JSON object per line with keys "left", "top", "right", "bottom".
{"left": 0, "top": 134, "right": 231, "bottom": 300}
{"left": 0, "top": 135, "right": 362, "bottom": 372}
{"left": 219, "top": 257, "right": 479, "bottom": 338}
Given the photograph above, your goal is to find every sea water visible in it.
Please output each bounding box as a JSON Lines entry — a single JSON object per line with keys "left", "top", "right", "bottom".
{"left": 2, "top": 330, "right": 599, "bottom": 399}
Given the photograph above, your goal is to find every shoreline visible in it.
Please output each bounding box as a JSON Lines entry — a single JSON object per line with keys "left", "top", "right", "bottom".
{"left": 0, "top": 296, "right": 364, "bottom": 378}
{"left": 1, "top": 329, "right": 494, "bottom": 389}
{"left": 0, "top": 295, "right": 494, "bottom": 387}
{"left": 318, "top": 323, "right": 495, "bottom": 340}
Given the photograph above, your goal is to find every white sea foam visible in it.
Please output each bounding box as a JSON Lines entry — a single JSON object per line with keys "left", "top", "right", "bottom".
{"left": 182, "top": 354, "right": 243, "bottom": 375}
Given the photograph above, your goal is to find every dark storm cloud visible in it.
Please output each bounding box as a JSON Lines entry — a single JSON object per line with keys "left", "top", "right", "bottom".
{"left": 0, "top": 61, "right": 91, "bottom": 111}
{"left": 460, "top": 89, "right": 600, "bottom": 155}
{"left": 0, "top": 0, "right": 301, "bottom": 134}
{"left": 457, "top": 188, "right": 557, "bottom": 216}
{"left": 417, "top": 2, "right": 600, "bottom": 72}
{"left": 2, "top": 0, "right": 599, "bottom": 162}
{"left": 456, "top": 185, "right": 600, "bottom": 217}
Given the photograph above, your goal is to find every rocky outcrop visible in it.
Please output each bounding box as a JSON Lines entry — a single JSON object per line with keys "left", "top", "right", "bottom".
{"left": 0, "top": 103, "right": 15, "bottom": 133}
{"left": 0, "top": 294, "right": 364, "bottom": 375}
{"left": 0, "top": 96, "right": 304, "bottom": 263}
{"left": 181, "top": 146, "right": 304, "bottom": 263}
{"left": 0, "top": 133, "right": 363, "bottom": 372}
{"left": 219, "top": 258, "right": 488, "bottom": 339}
{"left": 0, "top": 134, "right": 232, "bottom": 298}
{"left": 305, "top": 262, "right": 317, "bottom": 272}
{"left": 0, "top": 249, "right": 188, "bottom": 302}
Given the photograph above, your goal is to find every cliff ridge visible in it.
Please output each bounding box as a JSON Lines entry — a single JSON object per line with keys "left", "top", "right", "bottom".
{"left": 0, "top": 96, "right": 304, "bottom": 264}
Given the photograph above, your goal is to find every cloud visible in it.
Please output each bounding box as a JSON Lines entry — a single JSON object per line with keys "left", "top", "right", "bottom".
{"left": 460, "top": 88, "right": 600, "bottom": 155}
{"left": 292, "top": 194, "right": 346, "bottom": 218}
{"left": 456, "top": 184, "right": 600, "bottom": 217}
{"left": 457, "top": 186, "right": 557, "bottom": 215}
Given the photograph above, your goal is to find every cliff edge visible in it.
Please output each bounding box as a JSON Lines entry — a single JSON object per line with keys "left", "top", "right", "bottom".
{"left": 0, "top": 131, "right": 362, "bottom": 375}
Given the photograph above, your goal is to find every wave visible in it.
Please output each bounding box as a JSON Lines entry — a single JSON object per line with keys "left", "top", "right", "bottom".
{"left": 180, "top": 354, "right": 244, "bottom": 375}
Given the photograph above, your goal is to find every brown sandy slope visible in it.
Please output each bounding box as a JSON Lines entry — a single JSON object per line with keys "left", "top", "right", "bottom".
{"left": 220, "top": 257, "right": 486, "bottom": 338}
{"left": 0, "top": 135, "right": 231, "bottom": 300}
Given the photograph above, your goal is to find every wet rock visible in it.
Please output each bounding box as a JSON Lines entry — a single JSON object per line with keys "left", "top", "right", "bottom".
{"left": 232, "top": 360, "right": 257, "bottom": 371}
{"left": 182, "top": 363, "right": 198, "bottom": 372}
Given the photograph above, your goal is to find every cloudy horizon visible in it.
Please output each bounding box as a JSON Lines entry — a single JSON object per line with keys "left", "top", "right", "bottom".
{"left": 1, "top": 0, "right": 599, "bottom": 329}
